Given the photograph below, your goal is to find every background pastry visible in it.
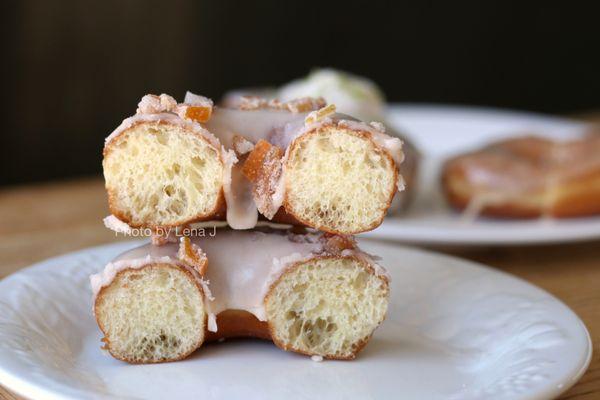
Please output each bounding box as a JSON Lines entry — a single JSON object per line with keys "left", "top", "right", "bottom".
{"left": 442, "top": 134, "right": 600, "bottom": 218}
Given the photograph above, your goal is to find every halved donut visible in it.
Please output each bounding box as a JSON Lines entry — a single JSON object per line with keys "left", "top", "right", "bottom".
{"left": 103, "top": 117, "right": 226, "bottom": 228}
{"left": 265, "top": 256, "right": 389, "bottom": 359}
{"left": 94, "top": 263, "right": 207, "bottom": 363}
{"left": 284, "top": 124, "right": 398, "bottom": 233}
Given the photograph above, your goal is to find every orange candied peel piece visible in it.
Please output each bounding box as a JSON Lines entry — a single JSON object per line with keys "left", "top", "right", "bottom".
{"left": 184, "top": 105, "right": 212, "bottom": 122}
{"left": 242, "top": 139, "right": 284, "bottom": 218}
{"left": 176, "top": 104, "right": 213, "bottom": 123}
{"left": 242, "top": 140, "right": 283, "bottom": 183}
{"left": 178, "top": 237, "right": 208, "bottom": 275}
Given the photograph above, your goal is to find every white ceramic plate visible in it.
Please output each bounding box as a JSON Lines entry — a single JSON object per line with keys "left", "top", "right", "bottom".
{"left": 0, "top": 241, "right": 591, "bottom": 400}
{"left": 363, "top": 105, "right": 600, "bottom": 245}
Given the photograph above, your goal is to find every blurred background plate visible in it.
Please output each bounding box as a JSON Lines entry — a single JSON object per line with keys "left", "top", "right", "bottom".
{"left": 363, "top": 105, "right": 600, "bottom": 245}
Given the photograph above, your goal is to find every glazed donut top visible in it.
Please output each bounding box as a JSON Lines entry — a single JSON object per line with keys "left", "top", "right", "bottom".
{"left": 90, "top": 229, "right": 389, "bottom": 333}
{"left": 104, "top": 93, "right": 405, "bottom": 230}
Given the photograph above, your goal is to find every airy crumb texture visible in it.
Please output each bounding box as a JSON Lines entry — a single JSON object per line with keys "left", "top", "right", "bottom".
{"left": 265, "top": 257, "right": 389, "bottom": 359}
{"left": 95, "top": 264, "right": 206, "bottom": 363}
{"left": 285, "top": 128, "right": 396, "bottom": 233}
{"left": 103, "top": 122, "right": 223, "bottom": 227}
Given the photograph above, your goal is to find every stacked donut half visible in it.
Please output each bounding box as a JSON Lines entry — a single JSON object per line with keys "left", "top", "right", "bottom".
{"left": 91, "top": 92, "right": 405, "bottom": 363}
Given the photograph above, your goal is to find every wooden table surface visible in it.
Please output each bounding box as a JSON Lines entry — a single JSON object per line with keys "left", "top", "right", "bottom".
{"left": 1, "top": 176, "right": 599, "bottom": 399}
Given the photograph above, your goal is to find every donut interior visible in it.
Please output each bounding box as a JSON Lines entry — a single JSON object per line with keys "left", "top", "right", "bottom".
{"left": 103, "top": 123, "right": 223, "bottom": 227}
{"left": 265, "top": 256, "right": 389, "bottom": 359}
{"left": 95, "top": 264, "right": 206, "bottom": 363}
{"left": 285, "top": 127, "right": 396, "bottom": 233}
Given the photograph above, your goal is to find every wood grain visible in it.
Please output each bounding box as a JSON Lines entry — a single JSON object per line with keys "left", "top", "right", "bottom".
{"left": 0, "top": 177, "right": 598, "bottom": 399}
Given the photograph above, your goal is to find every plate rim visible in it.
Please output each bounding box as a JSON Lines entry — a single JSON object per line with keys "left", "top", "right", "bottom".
{"left": 363, "top": 218, "right": 600, "bottom": 246}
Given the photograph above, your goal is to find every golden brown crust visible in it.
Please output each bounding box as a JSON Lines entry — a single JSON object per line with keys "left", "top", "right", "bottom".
{"left": 281, "top": 124, "right": 399, "bottom": 234}
{"left": 266, "top": 207, "right": 304, "bottom": 225}
{"left": 441, "top": 136, "right": 600, "bottom": 219}
{"left": 205, "top": 310, "right": 272, "bottom": 342}
{"left": 94, "top": 263, "right": 207, "bottom": 364}
{"left": 441, "top": 160, "right": 544, "bottom": 218}
{"left": 546, "top": 168, "right": 600, "bottom": 217}
{"left": 263, "top": 255, "right": 389, "bottom": 360}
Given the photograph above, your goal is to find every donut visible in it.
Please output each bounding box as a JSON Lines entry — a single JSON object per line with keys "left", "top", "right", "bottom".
{"left": 90, "top": 229, "right": 390, "bottom": 363}
{"left": 103, "top": 94, "right": 228, "bottom": 230}
{"left": 442, "top": 134, "right": 600, "bottom": 218}
{"left": 91, "top": 261, "right": 208, "bottom": 363}
{"left": 103, "top": 93, "right": 405, "bottom": 234}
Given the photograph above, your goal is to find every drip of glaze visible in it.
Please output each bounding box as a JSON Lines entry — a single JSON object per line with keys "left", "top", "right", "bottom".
{"left": 203, "top": 107, "right": 308, "bottom": 227}
{"left": 223, "top": 161, "right": 258, "bottom": 229}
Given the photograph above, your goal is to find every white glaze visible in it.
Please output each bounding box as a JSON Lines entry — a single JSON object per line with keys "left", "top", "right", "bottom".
{"left": 204, "top": 108, "right": 308, "bottom": 149}
{"left": 102, "top": 215, "right": 132, "bottom": 235}
{"left": 90, "top": 230, "right": 389, "bottom": 331}
{"left": 136, "top": 94, "right": 178, "bottom": 115}
{"left": 183, "top": 91, "right": 213, "bottom": 108}
{"left": 223, "top": 161, "right": 258, "bottom": 229}
{"left": 197, "top": 230, "right": 325, "bottom": 323}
